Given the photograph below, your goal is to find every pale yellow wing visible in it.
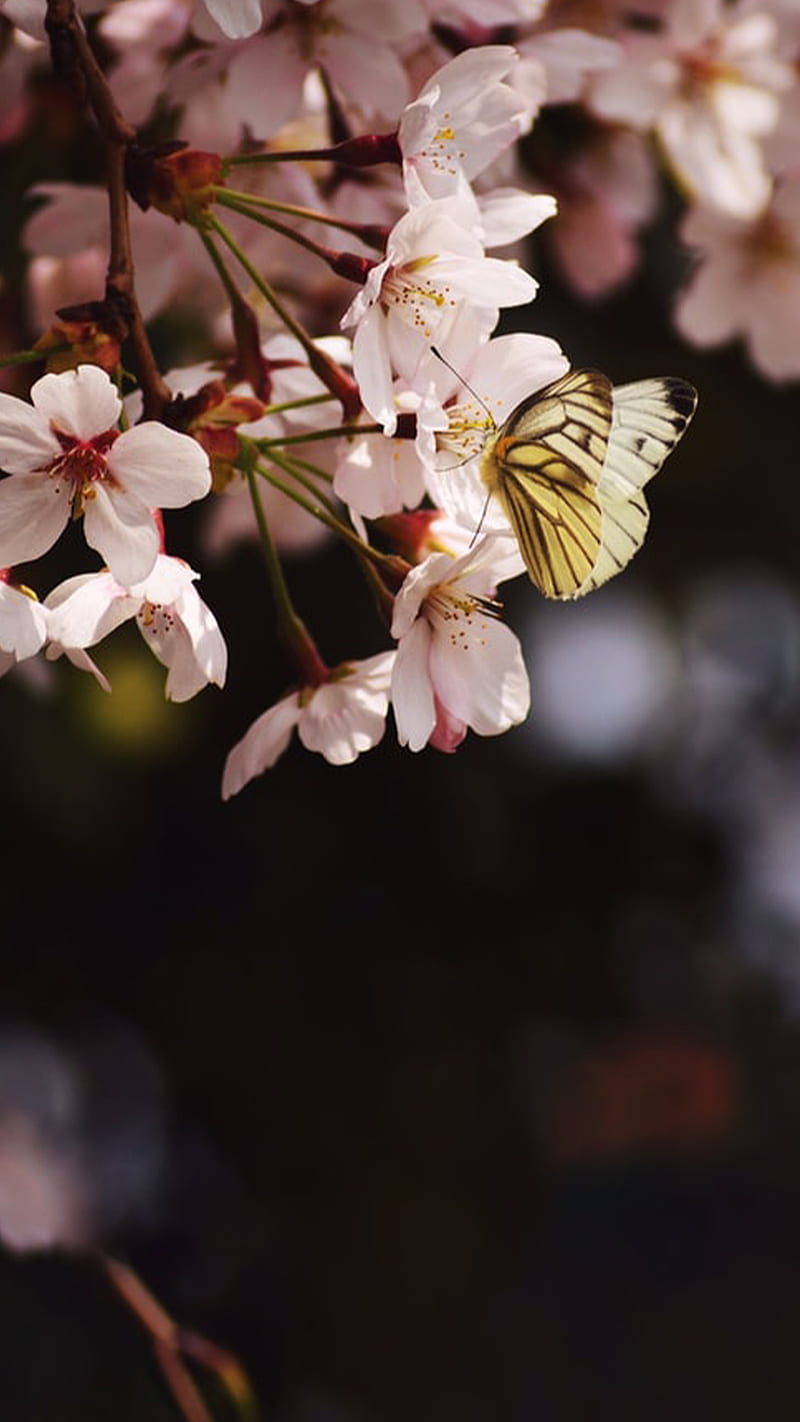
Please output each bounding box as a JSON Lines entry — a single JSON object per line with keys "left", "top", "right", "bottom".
{"left": 573, "top": 377, "right": 698, "bottom": 597}
{"left": 481, "top": 369, "right": 614, "bottom": 598}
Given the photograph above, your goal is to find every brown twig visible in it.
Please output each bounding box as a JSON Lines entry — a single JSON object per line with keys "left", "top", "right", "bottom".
{"left": 44, "top": 0, "right": 171, "bottom": 419}
{"left": 101, "top": 1254, "right": 261, "bottom": 1422}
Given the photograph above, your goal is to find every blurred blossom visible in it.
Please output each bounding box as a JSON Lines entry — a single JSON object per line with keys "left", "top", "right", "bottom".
{"left": 0, "top": 1023, "right": 166, "bottom": 1252}
{"left": 652, "top": 569, "right": 800, "bottom": 817}
{"left": 521, "top": 587, "right": 678, "bottom": 763}
{"left": 743, "top": 768, "right": 800, "bottom": 930}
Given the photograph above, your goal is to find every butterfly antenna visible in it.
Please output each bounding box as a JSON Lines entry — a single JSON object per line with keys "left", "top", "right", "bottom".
{"left": 430, "top": 345, "right": 496, "bottom": 427}
{"left": 469, "top": 490, "right": 492, "bottom": 549}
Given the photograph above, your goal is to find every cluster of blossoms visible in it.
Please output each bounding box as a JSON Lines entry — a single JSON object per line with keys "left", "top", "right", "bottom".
{"left": 0, "top": 0, "right": 793, "bottom": 794}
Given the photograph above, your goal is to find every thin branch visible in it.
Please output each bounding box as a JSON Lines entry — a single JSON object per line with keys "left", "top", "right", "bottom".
{"left": 44, "top": 0, "right": 171, "bottom": 418}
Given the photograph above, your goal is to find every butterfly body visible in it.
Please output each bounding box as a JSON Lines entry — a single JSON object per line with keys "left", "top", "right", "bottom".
{"left": 478, "top": 368, "right": 697, "bottom": 599}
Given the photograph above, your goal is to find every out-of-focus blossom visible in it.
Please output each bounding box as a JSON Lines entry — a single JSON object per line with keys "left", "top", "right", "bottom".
{"left": 588, "top": 0, "right": 794, "bottom": 219}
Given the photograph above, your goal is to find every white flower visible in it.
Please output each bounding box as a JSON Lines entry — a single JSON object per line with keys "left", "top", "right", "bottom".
{"left": 390, "top": 535, "right": 530, "bottom": 753}
{"left": 221, "top": 650, "right": 395, "bottom": 796}
{"left": 399, "top": 46, "right": 531, "bottom": 207}
{"left": 333, "top": 389, "right": 431, "bottom": 520}
{"left": 0, "top": 365, "right": 211, "bottom": 587}
{"left": 340, "top": 197, "right": 538, "bottom": 436}
{"left": 45, "top": 555, "right": 227, "bottom": 702}
{"left": 0, "top": 578, "right": 48, "bottom": 679}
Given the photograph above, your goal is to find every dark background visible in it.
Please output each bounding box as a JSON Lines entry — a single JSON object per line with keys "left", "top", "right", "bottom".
{"left": 2, "top": 63, "right": 800, "bottom": 1422}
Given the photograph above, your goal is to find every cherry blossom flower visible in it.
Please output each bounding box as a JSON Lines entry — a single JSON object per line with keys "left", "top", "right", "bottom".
{"left": 588, "top": 0, "right": 794, "bottom": 219}
{"left": 45, "top": 555, "right": 227, "bottom": 702}
{"left": 221, "top": 650, "right": 396, "bottom": 796}
{"left": 419, "top": 330, "right": 570, "bottom": 540}
{"left": 674, "top": 176, "right": 800, "bottom": 380}
{"left": 0, "top": 365, "right": 211, "bottom": 587}
{"left": 390, "top": 534, "right": 530, "bottom": 753}
{"left": 340, "top": 196, "right": 539, "bottom": 435}
{"left": 398, "top": 46, "right": 531, "bottom": 207}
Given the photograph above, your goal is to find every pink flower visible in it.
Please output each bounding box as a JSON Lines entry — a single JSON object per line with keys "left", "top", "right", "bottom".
{"left": 0, "top": 365, "right": 211, "bottom": 586}
{"left": 390, "top": 535, "right": 530, "bottom": 752}
{"left": 45, "top": 555, "right": 227, "bottom": 701}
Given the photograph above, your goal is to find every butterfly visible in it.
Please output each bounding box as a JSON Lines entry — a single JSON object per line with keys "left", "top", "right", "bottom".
{"left": 478, "top": 368, "right": 698, "bottom": 599}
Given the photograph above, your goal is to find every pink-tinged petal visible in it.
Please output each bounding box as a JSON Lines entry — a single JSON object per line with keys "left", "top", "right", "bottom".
{"left": 324, "top": 31, "right": 410, "bottom": 118}
{"left": 30, "top": 364, "right": 121, "bottom": 439}
{"left": 45, "top": 571, "right": 136, "bottom": 648}
{"left": 0, "top": 585, "right": 47, "bottom": 659}
{"left": 228, "top": 31, "right": 307, "bottom": 133}
{"left": 82, "top": 483, "right": 160, "bottom": 588}
{"left": 109, "top": 423, "right": 211, "bottom": 506}
{"left": 429, "top": 697, "right": 468, "bottom": 754}
{"left": 391, "top": 617, "right": 435, "bottom": 751}
{"left": 0, "top": 472, "right": 71, "bottom": 567}
{"left": 0, "top": 395, "right": 61, "bottom": 473}
{"left": 221, "top": 693, "right": 301, "bottom": 799}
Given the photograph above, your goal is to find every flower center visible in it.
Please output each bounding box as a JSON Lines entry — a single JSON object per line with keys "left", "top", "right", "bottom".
{"left": 428, "top": 584, "right": 500, "bottom": 647}
{"left": 381, "top": 256, "right": 456, "bottom": 337}
{"left": 47, "top": 426, "right": 119, "bottom": 503}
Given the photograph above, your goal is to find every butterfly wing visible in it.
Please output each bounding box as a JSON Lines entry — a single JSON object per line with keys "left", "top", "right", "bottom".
{"left": 574, "top": 377, "right": 698, "bottom": 596}
{"left": 482, "top": 369, "right": 614, "bottom": 598}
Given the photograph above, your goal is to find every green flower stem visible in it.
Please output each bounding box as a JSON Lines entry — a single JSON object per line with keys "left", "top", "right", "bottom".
{"left": 0, "top": 346, "right": 64, "bottom": 368}
{"left": 256, "top": 457, "right": 398, "bottom": 625}
{"left": 253, "top": 445, "right": 341, "bottom": 521}
{"left": 216, "top": 187, "right": 386, "bottom": 250}
{"left": 264, "top": 393, "right": 337, "bottom": 417}
{"left": 208, "top": 213, "right": 361, "bottom": 417}
{"left": 216, "top": 193, "right": 336, "bottom": 265}
{"left": 256, "top": 451, "right": 402, "bottom": 583}
{"left": 246, "top": 465, "right": 328, "bottom": 685}
{"left": 196, "top": 225, "right": 245, "bottom": 309}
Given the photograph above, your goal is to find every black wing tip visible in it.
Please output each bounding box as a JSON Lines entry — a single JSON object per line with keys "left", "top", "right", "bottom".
{"left": 658, "top": 377, "right": 699, "bottom": 417}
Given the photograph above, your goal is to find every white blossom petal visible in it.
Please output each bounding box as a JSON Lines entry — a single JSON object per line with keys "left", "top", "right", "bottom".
{"left": 391, "top": 617, "right": 436, "bottom": 750}
{"left": 30, "top": 364, "right": 122, "bottom": 439}
{"left": 222, "top": 693, "right": 302, "bottom": 798}
{"left": 0, "top": 395, "right": 61, "bottom": 474}
{"left": 109, "top": 423, "right": 211, "bottom": 506}
{"left": 0, "top": 473, "right": 71, "bottom": 568}
{"left": 82, "top": 483, "right": 160, "bottom": 587}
